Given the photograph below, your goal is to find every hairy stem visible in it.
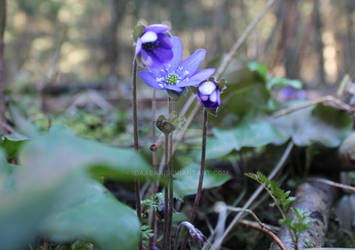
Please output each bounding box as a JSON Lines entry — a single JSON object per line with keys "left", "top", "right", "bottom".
{"left": 149, "top": 89, "right": 158, "bottom": 249}
{"left": 131, "top": 58, "right": 142, "bottom": 250}
{"left": 163, "top": 132, "right": 170, "bottom": 250}
{"left": 167, "top": 96, "right": 174, "bottom": 250}
{"left": 0, "top": 0, "right": 7, "bottom": 135}
{"left": 181, "top": 109, "right": 208, "bottom": 250}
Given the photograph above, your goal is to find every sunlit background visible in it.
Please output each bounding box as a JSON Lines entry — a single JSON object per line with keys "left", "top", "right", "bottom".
{"left": 4, "top": 0, "right": 354, "bottom": 92}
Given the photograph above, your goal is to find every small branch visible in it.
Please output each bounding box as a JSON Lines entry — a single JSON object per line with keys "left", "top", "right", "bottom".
{"left": 273, "top": 95, "right": 353, "bottom": 118}
{"left": 240, "top": 220, "right": 279, "bottom": 234}
{"left": 210, "top": 142, "right": 293, "bottom": 250}
{"left": 239, "top": 220, "right": 286, "bottom": 250}
{"left": 308, "top": 177, "right": 355, "bottom": 193}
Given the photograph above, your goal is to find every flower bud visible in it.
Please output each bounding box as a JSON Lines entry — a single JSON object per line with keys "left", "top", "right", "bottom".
{"left": 196, "top": 80, "right": 221, "bottom": 109}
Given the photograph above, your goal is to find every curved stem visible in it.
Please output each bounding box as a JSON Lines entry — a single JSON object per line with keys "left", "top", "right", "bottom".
{"left": 131, "top": 58, "right": 142, "bottom": 250}
{"left": 181, "top": 109, "right": 208, "bottom": 250}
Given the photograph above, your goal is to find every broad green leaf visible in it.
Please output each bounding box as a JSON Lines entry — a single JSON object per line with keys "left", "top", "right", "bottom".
{"left": 0, "top": 134, "right": 28, "bottom": 159}
{"left": 174, "top": 164, "right": 231, "bottom": 196}
{"left": 206, "top": 115, "right": 286, "bottom": 159}
{"left": 272, "top": 104, "right": 353, "bottom": 147}
{"left": 41, "top": 181, "right": 140, "bottom": 250}
{"left": 0, "top": 126, "right": 152, "bottom": 249}
{"left": 266, "top": 77, "right": 302, "bottom": 90}
{"left": 248, "top": 61, "right": 268, "bottom": 81}
{"left": 18, "top": 125, "right": 155, "bottom": 183}
{"left": 9, "top": 104, "right": 39, "bottom": 137}
{"left": 0, "top": 173, "right": 80, "bottom": 250}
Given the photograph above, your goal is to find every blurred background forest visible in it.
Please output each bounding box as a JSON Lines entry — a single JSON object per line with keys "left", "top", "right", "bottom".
{"left": 3, "top": 0, "right": 355, "bottom": 93}
{"left": 1, "top": 1, "right": 355, "bottom": 249}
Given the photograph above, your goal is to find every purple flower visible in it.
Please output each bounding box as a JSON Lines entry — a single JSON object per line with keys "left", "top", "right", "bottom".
{"left": 135, "top": 24, "right": 174, "bottom": 68}
{"left": 139, "top": 36, "right": 215, "bottom": 93}
{"left": 196, "top": 80, "right": 221, "bottom": 109}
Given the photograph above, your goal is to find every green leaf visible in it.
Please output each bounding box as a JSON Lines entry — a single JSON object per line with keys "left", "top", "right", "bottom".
{"left": 206, "top": 116, "right": 286, "bottom": 159}
{"left": 41, "top": 181, "right": 140, "bottom": 250}
{"left": 266, "top": 77, "right": 302, "bottom": 90}
{"left": 19, "top": 125, "right": 155, "bottom": 183}
{"left": 0, "top": 134, "right": 28, "bottom": 159}
{"left": 9, "top": 104, "right": 39, "bottom": 137}
{"left": 0, "top": 126, "right": 153, "bottom": 249}
{"left": 272, "top": 104, "right": 353, "bottom": 147}
{"left": 174, "top": 164, "right": 231, "bottom": 196}
{"left": 248, "top": 61, "right": 268, "bottom": 81}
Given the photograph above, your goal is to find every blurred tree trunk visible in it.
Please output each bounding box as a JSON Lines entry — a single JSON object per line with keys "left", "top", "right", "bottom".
{"left": 103, "top": 0, "right": 129, "bottom": 82}
{"left": 313, "top": 0, "right": 326, "bottom": 83}
{"left": 283, "top": 0, "right": 300, "bottom": 79}
{"left": 0, "top": 0, "right": 7, "bottom": 135}
{"left": 345, "top": 0, "right": 355, "bottom": 78}
{"left": 270, "top": 0, "right": 301, "bottom": 79}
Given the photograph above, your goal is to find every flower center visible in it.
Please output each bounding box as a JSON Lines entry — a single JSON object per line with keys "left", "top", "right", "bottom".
{"left": 142, "top": 40, "right": 159, "bottom": 51}
{"left": 166, "top": 73, "right": 180, "bottom": 85}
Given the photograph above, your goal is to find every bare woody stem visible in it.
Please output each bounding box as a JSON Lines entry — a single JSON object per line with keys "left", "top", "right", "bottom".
{"left": 131, "top": 58, "right": 142, "bottom": 250}
{"left": 181, "top": 109, "right": 208, "bottom": 250}
{"left": 0, "top": 0, "right": 7, "bottom": 136}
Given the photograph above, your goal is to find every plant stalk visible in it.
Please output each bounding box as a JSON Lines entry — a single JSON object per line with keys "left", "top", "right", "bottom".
{"left": 0, "top": 0, "right": 7, "bottom": 136}
{"left": 149, "top": 89, "right": 158, "bottom": 249}
{"left": 181, "top": 109, "right": 208, "bottom": 250}
{"left": 163, "top": 132, "right": 170, "bottom": 250}
{"left": 167, "top": 97, "right": 174, "bottom": 250}
{"left": 131, "top": 58, "right": 142, "bottom": 250}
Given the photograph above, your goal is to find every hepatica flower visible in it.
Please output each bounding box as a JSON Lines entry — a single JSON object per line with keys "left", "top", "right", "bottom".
{"left": 139, "top": 36, "right": 215, "bottom": 93}
{"left": 135, "top": 24, "right": 174, "bottom": 68}
{"left": 196, "top": 79, "right": 221, "bottom": 109}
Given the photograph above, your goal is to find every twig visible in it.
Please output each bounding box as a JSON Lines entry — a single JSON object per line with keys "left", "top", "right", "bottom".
{"left": 210, "top": 142, "right": 293, "bottom": 250}
{"left": 308, "top": 177, "right": 355, "bottom": 193}
{"left": 240, "top": 219, "right": 279, "bottom": 233}
{"left": 273, "top": 95, "right": 353, "bottom": 118}
{"left": 239, "top": 220, "right": 286, "bottom": 250}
